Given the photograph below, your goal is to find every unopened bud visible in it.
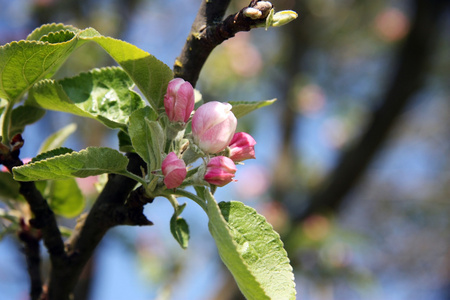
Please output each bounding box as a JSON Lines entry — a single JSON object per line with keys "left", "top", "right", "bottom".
{"left": 192, "top": 101, "right": 237, "bottom": 154}
{"left": 162, "top": 152, "right": 187, "bottom": 189}
{"left": 271, "top": 10, "right": 298, "bottom": 27}
{"left": 243, "top": 7, "right": 262, "bottom": 19}
{"left": 228, "top": 132, "right": 256, "bottom": 162}
{"left": 204, "top": 156, "right": 237, "bottom": 187}
{"left": 164, "top": 78, "right": 195, "bottom": 124}
{"left": 253, "top": 1, "right": 273, "bottom": 19}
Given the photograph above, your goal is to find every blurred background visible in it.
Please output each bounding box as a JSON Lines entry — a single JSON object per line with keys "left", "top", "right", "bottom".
{"left": 0, "top": 0, "right": 449, "bottom": 299}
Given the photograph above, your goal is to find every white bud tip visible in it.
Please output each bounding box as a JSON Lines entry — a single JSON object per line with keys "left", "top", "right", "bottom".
{"left": 243, "top": 7, "right": 263, "bottom": 19}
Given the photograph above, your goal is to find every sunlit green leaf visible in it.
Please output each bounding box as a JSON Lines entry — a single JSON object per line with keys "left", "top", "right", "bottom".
{"left": 0, "top": 30, "right": 80, "bottom": 102}
{"left": 1, "top": 23, "right": 172, "bottom": 111}
{"left": 26, "top": 23, "right": 79, "bottom": 41}
{"left": 27, "top": 67, "right": 145, "bottom": 130}
{"left": 80, "top": 34, "right": 173, "bottom": 111}
{"left": 206, "top": 192, "right": 296, "bottom": 300}
{"left": 13, "top": 147, "right": 129, "bottom": 181}
{"left": 229, "top": 99, "right": 276, "bottom": 119}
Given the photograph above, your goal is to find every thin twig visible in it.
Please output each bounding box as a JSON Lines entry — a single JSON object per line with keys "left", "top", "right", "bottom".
{"left": 174, "top": 0, "right": 273, "bottom": 86}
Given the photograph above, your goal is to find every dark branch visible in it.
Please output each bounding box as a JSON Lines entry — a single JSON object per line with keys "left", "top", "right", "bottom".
{"left": 295, "top": 0, "right": 449, "bottom": 222}
{"left": 47, "top": 153, "right": 151, "bottom": 300}
{"left": 19, "top": 181, "right": 66, "bottom": 259}
{"left": 18, "top": 219, "right": 43, "bottom": 300}
{"left": 1, "top": 146, "right": 66, "bottom": 261}
{"left": 174, "top": 0, "right": 273, "bottom": 86}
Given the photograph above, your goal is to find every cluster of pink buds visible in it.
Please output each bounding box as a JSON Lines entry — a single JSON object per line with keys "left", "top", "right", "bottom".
{"left": 161, "top": 78, "right": 256, "bottom": 189}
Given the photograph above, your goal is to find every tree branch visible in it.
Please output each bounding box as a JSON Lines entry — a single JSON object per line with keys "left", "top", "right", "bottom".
{"left": 174, "top": 0, "right": 273, "bottom": 86}
{"left": 295, "top": 0, "right": 449, "bottom": 222}
{"left": 1, "top": 146, "right": 67, "bottom": 256}
{"left": 1, "top": 147, "right": 68, "bottom": 299}
{"left": 47, "top": 153, "right": 152, "bottom": 300}
{"left": 18, "top": 219, "right": 43, "bottom": 300}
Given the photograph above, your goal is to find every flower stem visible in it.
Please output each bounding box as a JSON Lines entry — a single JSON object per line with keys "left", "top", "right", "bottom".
{"left": 161, "top": 189, "right": 207, "bottom": 212}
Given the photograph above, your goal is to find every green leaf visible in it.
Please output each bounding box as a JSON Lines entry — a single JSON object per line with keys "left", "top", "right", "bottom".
{"left": 12, "top": 147, "right": 129, "bottom": 181}
{"left": 2, "top": 24, "right": 172, "bottom": 112}
{"left": 32, "top": 147, "right": 74, "bottom": 163}
{"left": 26, "top": 23, "right": 79, "bottom": 41}
{"left": 128, "top": 107, "right": 164, "bottom": 171}
{"left": 170, "top": 215, "right": 190, "bottom": 249}
{"left": 38, "top": 123, "right": 77, "bottom": 154}
{"left": 9, "top": 105, "right": 46, "bottom": 136}
{"left": 27, "top": 67, "right": 145, "bottom": 130}
{"left": 0, "top": 172, "right": 20, "bottom": 199}
{"left": 47, "top": 179, "right": 85, "bottom": 218}
{"left": 80, "top": 35, "right": 173, "bottom": 111}
{"left": 118, "top": 130, "right": 134, "bottom": 153}
{"left": 229, "top": 99, "right": 277, "bottom": 119}
{"left": 0, "top": 29, "right": 80, "bottom": 102}
{"left": 206, "top": 192, "right": 296, "bottom": 300}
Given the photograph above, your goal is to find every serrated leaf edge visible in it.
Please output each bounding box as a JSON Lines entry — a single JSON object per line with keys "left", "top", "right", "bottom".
{"left": 57, "top": 66, "right": 132, "bottom": 85}
{"left": 39, "top": 30, "right": 76, "bottom": 42}
{"left": 26, "top": 23, "right": 79, "bottom": 40}
{"left": 31, "top": 147, "right": 74, "bottom": 163}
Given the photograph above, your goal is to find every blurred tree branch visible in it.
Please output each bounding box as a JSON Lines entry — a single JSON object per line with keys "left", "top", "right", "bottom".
{"left": 220, "top": 0, "right": 449, "bottom": 299}
{"left": 272, "top": 0, "right": 310, "bottom": 200}
{"left": 18, "top": 219, "right": 43, "bottom": 300}
{"left": 295, "top": 0, "right": 449, "bottom": 222}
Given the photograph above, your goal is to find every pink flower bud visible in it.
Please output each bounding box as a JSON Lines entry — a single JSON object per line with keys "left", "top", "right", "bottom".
{"left": 204, "top": 156, "right": 237, "bottom": 187}
{"left": 162, "top": 152, "right": 187, "bottom": 189}
{"left": 164, "top": 78, "right": 195, "bottom": 123}
{"left": 192, "top": 101, "right": 237, "bottom": 154}
{"left": 228, "top": 132, "right": 256, "bottom": 162}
